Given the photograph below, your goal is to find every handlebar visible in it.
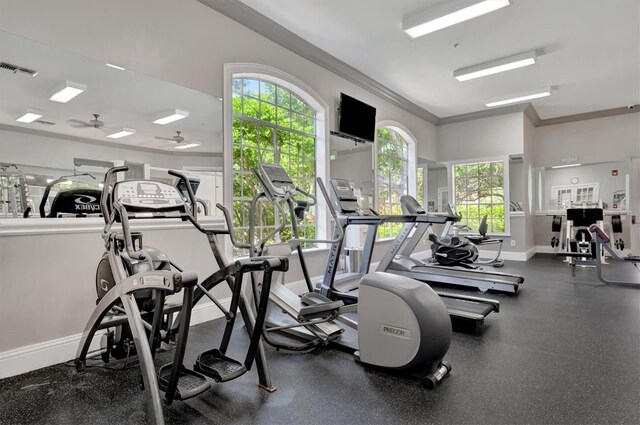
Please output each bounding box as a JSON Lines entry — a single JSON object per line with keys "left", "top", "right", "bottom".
{"left": 216, "top": 203, "right": 251, "bottom": 249}
{"left": 168, "top": 170, "right": 198, "bottom": 221}
{"left": 39, "top": 173, "right": 98, "bottom": 218}
{"left": 101, "top": 166, "right": 129, "bottom": 224}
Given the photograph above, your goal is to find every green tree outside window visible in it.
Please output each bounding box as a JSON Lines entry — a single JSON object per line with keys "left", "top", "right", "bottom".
{"left": 452, "top": 160, "right": 505, "bottom": 233}
{"left": 377, "top": 127, "right": 409, "bottom": 239}
{"left": 232, "top": 78, "right": 317, "bottom": 252}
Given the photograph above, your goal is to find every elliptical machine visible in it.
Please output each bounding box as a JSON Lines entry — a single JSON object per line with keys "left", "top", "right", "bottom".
{"left": 249, "top": 163, "right": 453, "bottom": 388}
{"left": 76, "top": 166, "right": 286, "bottom": 425}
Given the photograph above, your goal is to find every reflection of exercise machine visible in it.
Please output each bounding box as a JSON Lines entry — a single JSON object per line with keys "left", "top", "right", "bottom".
{"left": 76, "top": 167, "right": 285, "bottom": 424}
{"left": 387, "top": 195, "right": 522, "bottom": 295}
{"left": 588, "top": 224, "right": 639, "bottom": 287}
{"left": 39, "top": 174, "right": 102, "bottom": 217}
{"left": 252, "top": 163, "right": 453, "bottom": 388}
{"left": 557, "top": 208, "right": 602, "bottom": 276}
{"left": 0, "top": 163, "right": 32, "bottom": 218}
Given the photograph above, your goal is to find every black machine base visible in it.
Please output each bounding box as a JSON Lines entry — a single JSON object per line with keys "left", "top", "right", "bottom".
{"left": 157, "top": 364, "right": 210, "bottom": 401}
{"left": 194, "top": 349, "right": 247, "bottom": 382}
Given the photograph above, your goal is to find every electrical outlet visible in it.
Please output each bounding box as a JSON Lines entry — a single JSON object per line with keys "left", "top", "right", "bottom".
{"left": 510, "top": 240, "right": 516, "bottom": 247}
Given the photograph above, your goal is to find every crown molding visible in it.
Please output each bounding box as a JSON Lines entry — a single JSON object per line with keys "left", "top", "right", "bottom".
{"left": 437, "top": 103, "right": 529, "bottom": 125}
{"left": 197, "top": 0, "right": 439, "bottom": 125}
{"left": 0, "top": 124, "right": 221, "bottom": 157}
{"left": 536, "top": 105, "right": 640, "bottom": 127}
{"left": 203, "top": 0, "right": 637, "bottom": 130}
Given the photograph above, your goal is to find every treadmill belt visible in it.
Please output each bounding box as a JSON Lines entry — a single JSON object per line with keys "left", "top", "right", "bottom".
{"left": 441, "top": 297, "right": 495, "bottom": 317}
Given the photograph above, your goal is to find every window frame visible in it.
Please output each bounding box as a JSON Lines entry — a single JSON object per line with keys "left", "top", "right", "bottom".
{"left": 223, "top": 64, "right": 329, "bottom": 254}
{"left": 449, "top": 156, "right": 510, "bottom": 236}
{"left": 374, "top": 122, "right": 417, "bottom": 240}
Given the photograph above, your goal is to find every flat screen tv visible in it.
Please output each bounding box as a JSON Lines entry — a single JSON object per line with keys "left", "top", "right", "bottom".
{"left": 338, "top": 93, "right": 376, "bottom": 142}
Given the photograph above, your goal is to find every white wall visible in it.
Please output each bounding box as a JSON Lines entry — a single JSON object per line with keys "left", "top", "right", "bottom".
{"left": 533, "top": 113, "right": 640, "bottom": 167}
{"left": 436, "top": 113, "right": 524, "bottom": 162}
{"left": 523, "top": 115, "right": 536, "bottom": 252}
{"left": 531, "top": 113, "right": 639, "bottom": 249}
{"left": 330, "top": 147, "right": 374, "bottom": 197}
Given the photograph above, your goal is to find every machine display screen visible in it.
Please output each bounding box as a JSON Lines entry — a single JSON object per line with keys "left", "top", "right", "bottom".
{"left": 261, "top": 164, "right": 293, "bottom": 184}
{"left": 140, "top": 183, "right": 158, "bottom": 193}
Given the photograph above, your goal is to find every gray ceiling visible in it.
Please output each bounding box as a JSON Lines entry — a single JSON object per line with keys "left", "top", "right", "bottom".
{"left": 236, "top": 0, "right": 640, "bottom": 119}
{"left": 0, "top": 31, "right": 222, "bottom": 154}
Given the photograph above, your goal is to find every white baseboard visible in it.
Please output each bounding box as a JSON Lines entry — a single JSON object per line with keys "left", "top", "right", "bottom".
{"left": 0, "top": 299, "right": 231, "bottom": 380}
{"left": 477, "top": 246, "right": 537, "bottom": 262}
{"left": 535, "top": 245, "right": 556, "bottom": 254}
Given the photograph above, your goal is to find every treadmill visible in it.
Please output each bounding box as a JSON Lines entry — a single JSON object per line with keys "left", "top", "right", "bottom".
{"left": 318, "top": 179, "right": 499, "bottom": 330}
{"left": 379, "top": 195, "right": 524, "bottom": 294}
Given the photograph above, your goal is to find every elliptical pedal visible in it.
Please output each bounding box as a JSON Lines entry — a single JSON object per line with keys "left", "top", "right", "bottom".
{"left": 157, "top": 364, "right": 210, "bottom": 401}
{"left": 194, "top": 348, "right": 247, "bottom": 382}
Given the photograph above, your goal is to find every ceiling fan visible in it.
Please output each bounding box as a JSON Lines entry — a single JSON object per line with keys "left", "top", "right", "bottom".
{"left": 68, "top": 113, "right": 108, "bottom": 129}
{"left": 154, "top": 130, "right": 187, "bottom": 144}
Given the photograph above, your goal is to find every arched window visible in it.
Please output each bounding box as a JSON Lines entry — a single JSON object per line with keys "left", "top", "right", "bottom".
{"left": 377, "top": 127, "right": 410, "bottom": 238}
{"left": 231, "top": 77, "right": 318, "bottom": 247}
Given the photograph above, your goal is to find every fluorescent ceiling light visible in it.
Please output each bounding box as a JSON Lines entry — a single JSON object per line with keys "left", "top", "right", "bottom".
{"left": 153, "top": 109, "right": 189, "bottom": 125}
{"left": 551, "top": 163, "right": 582, "bottom": 169}
{"left": 174, "top": 142, "right": 201, "bottom": 150}
{"left": 107, "top": 128, "right": 136, "bottom": 139}
{"left": 49, "top": 80, "right": 86, "bottom": 103}
{"left": 16, "top": 108, "right": 44, "bottom": 123}
{"left": 454, "top": 50, "right": 536, "bottom": 81}
{"left": 106, "top": 63, "right": 125, "bottom": 70}
{"left": 485, "top": 87, "right": 551, "bottom": 107}
{"left": 403, "top": 0, "right": 510, "bottom": 38}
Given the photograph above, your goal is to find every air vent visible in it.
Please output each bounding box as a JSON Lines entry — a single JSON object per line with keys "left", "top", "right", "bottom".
{"left": 36, "top": 120, "right": 55, "bottom": 126}
{"left": 0, "top": 62, "right": 38, "bottom": 77}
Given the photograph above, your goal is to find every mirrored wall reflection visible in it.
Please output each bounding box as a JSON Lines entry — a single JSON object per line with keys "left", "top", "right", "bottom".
{"left": 532, "top": 160, "right": 630, "bottom": 212}
{"left": 0, "top": 30, "right": 223, "bottom": 219}
{"left": 329, "top": 135, "right": 374, "bottom": 209}
{"left": 423, "top": 159, "right": 448, "bottom": 213}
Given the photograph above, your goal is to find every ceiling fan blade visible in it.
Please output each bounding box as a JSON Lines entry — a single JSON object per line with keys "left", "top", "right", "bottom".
{"left": 154, "top": 136, "right": 175, "bottom": 141}
{"left": 68, "top": 119, "right": 92, "bottom": 128}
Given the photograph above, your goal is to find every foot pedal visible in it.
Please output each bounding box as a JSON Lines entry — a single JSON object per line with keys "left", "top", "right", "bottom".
{"left": 157, "top": 364, "right": 210, "bottom": 401}
{"left": 194, "top": 349, "right": 247, "bottom": 383}
{"left": 299, "top": 293, "right": 344, "bottom": 320}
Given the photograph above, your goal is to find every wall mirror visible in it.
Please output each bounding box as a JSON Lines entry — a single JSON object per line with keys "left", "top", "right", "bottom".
{"left": 423, "top": 159, "right": 448, "bottom": 213}
{"left": 532, "top": 159, "right": 630, "bottom": 213}
{"left": 0, "top": 30, "right": 223, "bottom": 219}
{"left": 329, "top": 134, "right": 374, "bottom": 209}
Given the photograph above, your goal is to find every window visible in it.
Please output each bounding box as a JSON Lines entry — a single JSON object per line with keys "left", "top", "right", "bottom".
{"left": 452, "top": 160, "right": 507, "bottom": 234}
{"left": 416, "top": 166, "right": 425, "bottom": 206}
{"left": 377, "top": 127, "right": 409, "bottom": 238}
{"left": 551, "top": 183, "right": 599, "bottom": 209}
{"left": 231, "top": 77, "right": 317, "bottom": 248}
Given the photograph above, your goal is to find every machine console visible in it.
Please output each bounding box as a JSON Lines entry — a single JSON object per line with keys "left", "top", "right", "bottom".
{"left": 258, "top": 163, "right": 296, "bottom": 198}
{"left": 330, "top": 179, "right": 366, "bottom": 215}
{"left": 400, "top": 195, "right": 425, "bottom": 215}
{"left": 114, "top": 180, "right": 186, "bottom": 211}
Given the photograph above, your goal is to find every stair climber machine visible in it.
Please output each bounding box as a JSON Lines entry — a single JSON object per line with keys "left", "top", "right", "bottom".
{"left": 75, "top": 166, "right": 287, "bottom": 425}
{"left": 250, "top": 163, "right": 453, "bottom": 388}
{"left": 321, "top": 182, "right": 499, "bottom": 331}
{"left": 395, "top": 196, "right": 524, "bottom": 294}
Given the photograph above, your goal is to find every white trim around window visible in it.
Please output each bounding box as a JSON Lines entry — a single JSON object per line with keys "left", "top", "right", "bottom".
{"left": 447, "top": 156, "right": 511, "bottom": 236}
{"left": 223, "top": 63, "right": 330, "bottom": 243}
